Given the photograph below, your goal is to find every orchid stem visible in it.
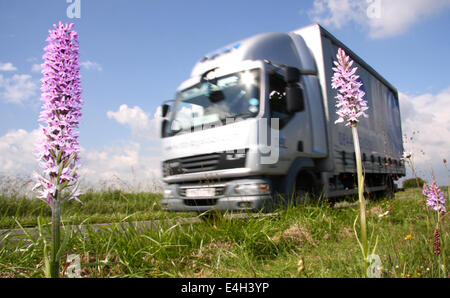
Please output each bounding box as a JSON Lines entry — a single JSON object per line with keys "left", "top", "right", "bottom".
{"left": 50, "top": 191, "right": 61, "bottom": 278}
{"left": 352, "top": 124, "right": 369, "bottom": 277}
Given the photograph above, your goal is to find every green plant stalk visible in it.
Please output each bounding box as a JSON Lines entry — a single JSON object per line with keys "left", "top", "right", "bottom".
{"left": 50, "top": 190, "right": 61, "bottom": 278}
{"left": 436, "top": 208, "right": 447, "bottom": 277}
{"left": 352, "top": 124, "right": 369, "bottom": 277}
{"left": 406, "top": 157, "right": 431, "bottom": 231}
{"left": 445, "top": 161, "right": 450, "bottom": 214}
{"left": 440, "top": 223, "right": 447, "bottom": 278}
{"left": 446, "top": 164, "right": 449, "bottom": 277}
{"left": 406, "top": 158, "right": 421, "bottom": 189}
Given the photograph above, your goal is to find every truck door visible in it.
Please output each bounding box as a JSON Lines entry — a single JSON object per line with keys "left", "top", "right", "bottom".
{"left": 268, "top": 71, "right": 311, "bottom": 160}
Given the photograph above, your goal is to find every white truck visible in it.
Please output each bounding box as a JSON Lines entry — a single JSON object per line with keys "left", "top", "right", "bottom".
{"left": 159, "top": 24, "right": 405, "bottom": 212}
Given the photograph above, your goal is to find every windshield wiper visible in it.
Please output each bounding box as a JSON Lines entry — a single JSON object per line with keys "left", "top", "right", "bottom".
{"left": 219, "top": 112, "right": 255, "bottom": 123}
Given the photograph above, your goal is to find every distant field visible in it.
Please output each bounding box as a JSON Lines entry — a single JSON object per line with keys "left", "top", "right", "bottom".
{"left": 0, "top": 188, "right": 448, "bottom": 278}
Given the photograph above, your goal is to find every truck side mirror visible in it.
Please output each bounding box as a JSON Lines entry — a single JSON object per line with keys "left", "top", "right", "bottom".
{"left": 286, "top": 85, "right": 305, "bottom": 113}
{"left": 209, "top": 90, "right": 225, "bottom": 103}
{"left": 161, "top": 119, "right": 168, "bottom": 138}
{"left": 284, "top": 66, "right": 304, "bottom": 113}
{"left": 285, "top": 67, "right": 300, "bottom": 84}
{"left": 161, "top": 104, "right": 170, "bottom": 118}
{"left": 160, "top": 102, "right": 172, "bottom": 138}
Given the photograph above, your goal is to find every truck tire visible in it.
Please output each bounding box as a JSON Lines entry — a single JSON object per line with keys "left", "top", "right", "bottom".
{"left": 280, "top": 157, "right": 316, "bottom": 207}
{"left": 283, "top": 170, "right": 317, "bottom": 206}
{"left": 296, "top": 171, "right": 318, "bottom": 203}
{"left": 376, "top": 175, "right": 395, "bottom": 200}
{"left": 384, "top": 175, "right": 395, "bottom": 200}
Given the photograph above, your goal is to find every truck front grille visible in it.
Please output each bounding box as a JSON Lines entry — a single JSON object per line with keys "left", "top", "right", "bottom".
{"left": 180, "top": 153, "right": 221, "bottom": 173}
{"left": 162, "top": 149, "right": 247, "bottom": 177}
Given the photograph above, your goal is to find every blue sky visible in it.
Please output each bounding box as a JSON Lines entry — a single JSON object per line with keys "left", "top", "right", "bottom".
{"left": 0, "top": 0, "right": 449, "bottom": 189}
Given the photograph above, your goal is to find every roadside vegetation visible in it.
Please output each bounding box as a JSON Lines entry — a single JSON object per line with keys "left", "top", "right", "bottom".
{"left": 0, "top": 190, "right": 188, "bottom": 229}
{"left": 0, "top": 187, "right": 447, "bottom": 278}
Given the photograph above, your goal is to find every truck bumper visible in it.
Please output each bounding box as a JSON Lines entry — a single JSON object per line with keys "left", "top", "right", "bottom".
{"left": 161, "top": 195, "right": 273, "bottom": 212}
{"left": 160, "top": 177, "right": 273, "bottom": 212}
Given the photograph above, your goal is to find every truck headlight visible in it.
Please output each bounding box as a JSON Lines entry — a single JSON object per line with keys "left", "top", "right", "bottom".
{"left": 163, "top": 188, "right": 173, "bottom": 198}
{"left": 234, "top": 183, "right": 270, "bottom": 195}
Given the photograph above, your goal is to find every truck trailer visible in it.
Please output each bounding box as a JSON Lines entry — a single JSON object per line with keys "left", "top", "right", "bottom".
{"left": 159, "top": 24, "right": 405, "bottom": 212}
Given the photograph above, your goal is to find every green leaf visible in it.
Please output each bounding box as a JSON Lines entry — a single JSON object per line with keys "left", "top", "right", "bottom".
{"left": 38, "top": 216, "right": 51, "bottom": 278}
{"left": 56, "top": 221, "right": 71, "bottom": 260}
{"left": 353, "top": 215, "right": 364, "bottom": 257}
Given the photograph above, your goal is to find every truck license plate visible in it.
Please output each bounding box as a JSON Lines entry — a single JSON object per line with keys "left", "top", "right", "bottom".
{"left": 185, "top": 188, "right": 215, "bottom": 197}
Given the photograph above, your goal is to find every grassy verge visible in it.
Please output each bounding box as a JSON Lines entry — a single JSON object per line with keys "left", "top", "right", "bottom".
{"left": 0, "top": 190, "right": 194, "bottom": 228}
{"left": 0, "top": 188, "right": 448, "bottom": 278}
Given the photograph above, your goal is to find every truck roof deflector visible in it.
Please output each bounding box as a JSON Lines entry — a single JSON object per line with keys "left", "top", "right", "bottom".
{"left": 200, "top": 67, "right": 219, "bottom": 82}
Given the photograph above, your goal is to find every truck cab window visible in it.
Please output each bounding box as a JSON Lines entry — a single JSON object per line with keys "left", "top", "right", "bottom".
{"left": 269, "top": 72, "right": 291, "bottom": 128}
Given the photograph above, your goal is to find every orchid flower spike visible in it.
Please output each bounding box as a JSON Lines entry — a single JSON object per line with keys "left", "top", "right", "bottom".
{"left": 331, "top": 48, "right": 368, "bottom": 126}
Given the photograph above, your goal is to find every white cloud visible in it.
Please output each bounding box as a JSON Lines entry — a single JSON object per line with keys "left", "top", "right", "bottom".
{"left": 107, "top": 104, "right": 162, "bottom": 140}
{"left": 368, "top": 0, "right": 450, "bottom": 38}
{"left": 0, "top": 74, "right": 38, "bottom": 104}
{"left": 100, "top": 104, "right": 164, "bottom": 190}
{"left": 79, "top": 142, "right": 162, "bottom": 192}
{"left": 0, "top": 104, "right": 164, "bottom": 194}
{"left": 0, "top": 104, "right": 164, "bottom": 192}
{"left": 31, "top": 63, "right": 41, "bottom": 73}
{"left": 80, "top": 60, "right": 103, "bottom": 71}
{"left": 307, "top": 0, "right": 450, "bottom": 38}
{"left": 0, "top": 62, "right": 18, "bottom": 71}
{"left": 0, "top": 128, "right": 162, "bottom": 194}
{"left": 399, "top": 88, "right": 450, "bottom": 186}
{"left": 0, "top": 129, "right": 40, "bottom": 175}
{"left": 308, "top": 0, "right": 366, "bottom": 29}
{"left": 0, "top": 128, "right": 41, "bottom": 197}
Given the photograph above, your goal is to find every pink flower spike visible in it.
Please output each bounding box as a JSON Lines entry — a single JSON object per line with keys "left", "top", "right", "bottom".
{"left": 423, "top": 181, "right": 447, "bottom": 213}
{"left": 34, "top": 22, "right": 83, "bottom": 205}
{"left": 331, "top": 48, "right": 368, "bottom": 126}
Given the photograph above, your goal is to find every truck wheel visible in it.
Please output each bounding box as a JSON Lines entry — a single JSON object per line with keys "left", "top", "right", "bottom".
{"left": 292, "top": 189, "right": 308, "bottom": 206}
{"left": 384, "top": 176, "right": 395, "bottom": 200}
{"left": 291, "top": 171, "right": 317, "bottom": 206}
{"left": 377, "top": 176, "right": 395, "bottom": 200}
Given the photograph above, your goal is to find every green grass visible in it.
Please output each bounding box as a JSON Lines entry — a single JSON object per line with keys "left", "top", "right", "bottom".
{"left": 0, "top": 188, "right": 448, "bottom": 278}
{"left": 0, "top": 189, "right": 194, "bottom": 228}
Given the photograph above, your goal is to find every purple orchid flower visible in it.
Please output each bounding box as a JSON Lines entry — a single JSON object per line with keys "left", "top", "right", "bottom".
{"left": 33, "top": 21, "right": 83, "bottom": 207}
{"left": 33, "top": 21, "right": 83, "bottom": 278}
{"left": 423, "top": 181, "right": 447, "bottom": 214}
{"left": 331, "top": 48, "right": 368, "bottom": 127}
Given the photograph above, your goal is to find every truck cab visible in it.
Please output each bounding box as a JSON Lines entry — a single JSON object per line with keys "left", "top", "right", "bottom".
{"left": 159, "top": 25, "right": 405, "bottom": 212}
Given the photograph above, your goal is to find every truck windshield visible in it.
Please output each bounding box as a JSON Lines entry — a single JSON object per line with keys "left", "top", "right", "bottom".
{"left": 167, "top": 69, "right": 261, "bottom": 136}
